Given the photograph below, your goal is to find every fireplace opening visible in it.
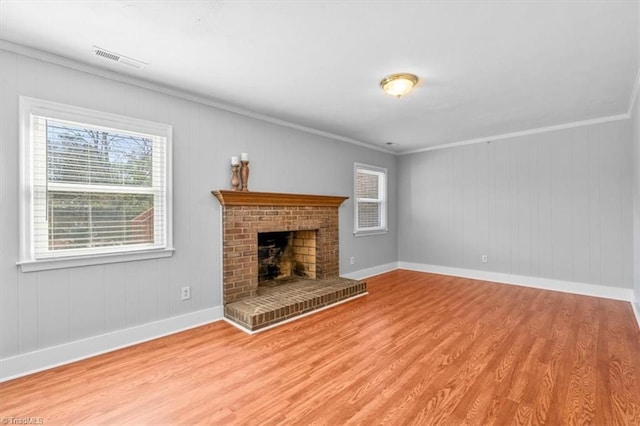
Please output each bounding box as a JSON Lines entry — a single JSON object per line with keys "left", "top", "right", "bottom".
{"left": 258, "top": 230, "right": 317, "bottom": 286}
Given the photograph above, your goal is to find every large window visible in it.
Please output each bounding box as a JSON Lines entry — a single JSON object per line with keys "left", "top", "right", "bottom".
{"left": 19, "top": 97, "right": 173, "bottom": 271}
{"left": 354, "top": 163, "right": 387, "bottom": 235}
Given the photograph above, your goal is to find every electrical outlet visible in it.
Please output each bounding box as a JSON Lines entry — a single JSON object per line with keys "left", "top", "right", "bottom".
{"left": 481, "top": 255, "right": 488, "bottom": 263}
{"left": 181, "top": 286, "right": 191, "bottom": 300}
{"left": 349, "top": 256, "right": 355, "bottom": 265}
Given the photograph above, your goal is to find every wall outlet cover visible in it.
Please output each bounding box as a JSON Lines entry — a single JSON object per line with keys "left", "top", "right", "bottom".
{"left": 181, "top": 286, "right": 191, "bottom": 300}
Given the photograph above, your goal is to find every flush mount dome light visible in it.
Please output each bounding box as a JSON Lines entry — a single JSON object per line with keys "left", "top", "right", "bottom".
{"left": 380, "top": 73, "right": 419, "bottom": 98}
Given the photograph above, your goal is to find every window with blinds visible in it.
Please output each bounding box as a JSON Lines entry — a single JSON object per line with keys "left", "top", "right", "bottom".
{"left": 354, "top": 163, "right": 387, "bottom": 235}
{"left": 19, "top": 97, "right": 173, "bottom": 271}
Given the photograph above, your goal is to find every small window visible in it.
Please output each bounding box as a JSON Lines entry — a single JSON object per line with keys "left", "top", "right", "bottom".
{"left": 354, "top": 163, "right": 387, "bottom": 236}
{"left": 18, "top": 97, "right": 173, "bottom": 271}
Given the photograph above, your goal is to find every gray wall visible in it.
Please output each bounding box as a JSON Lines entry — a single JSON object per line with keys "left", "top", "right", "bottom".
{"left": 0, "top": 49, "right": 397, "bottom": 360}
{"left": 633, "top": 78, "right": 640, "bottom": 311}
{"left": 398, "top": 121, "right": 634, "bottom": 290}
{"left": 634, "top": 5, "right": 640, "bottom": 314}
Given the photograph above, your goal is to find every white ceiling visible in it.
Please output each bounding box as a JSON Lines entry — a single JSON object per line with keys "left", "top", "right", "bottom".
{"left": 1, "top": 1, "right": 638, "bottom": 154}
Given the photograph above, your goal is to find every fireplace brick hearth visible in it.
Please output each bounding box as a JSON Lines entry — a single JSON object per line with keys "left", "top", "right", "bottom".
{"left": 212, "top": 190, "right": 368, "bottom": 331}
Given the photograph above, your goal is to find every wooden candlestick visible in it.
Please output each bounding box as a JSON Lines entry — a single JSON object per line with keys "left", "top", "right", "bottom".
{"left": 240, "top": 160, "right": 250, "bottom": 192}
{"left": 230, "top": 164, "right": 241, "bottom": 191}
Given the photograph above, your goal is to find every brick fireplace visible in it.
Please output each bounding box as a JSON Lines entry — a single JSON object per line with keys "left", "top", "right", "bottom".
{"left": 213, "top": 190, "right": 367, "bottom": 331}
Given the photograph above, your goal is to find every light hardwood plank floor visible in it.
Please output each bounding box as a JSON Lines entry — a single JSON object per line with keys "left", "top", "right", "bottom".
{"left": 2, "top": 270, "right": 640, "bottom": 425}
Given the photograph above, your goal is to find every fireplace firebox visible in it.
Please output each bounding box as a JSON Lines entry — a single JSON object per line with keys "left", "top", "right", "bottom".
{"left": 258, "top": 230, "right": 317, "bottom": 285}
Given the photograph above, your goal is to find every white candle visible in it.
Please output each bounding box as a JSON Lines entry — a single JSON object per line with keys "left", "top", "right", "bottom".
{"left": 231, "top": 156, "right": 239, "bottom": 165}
{"left": 241, "top": 152, "right": 249, "bottom": 162}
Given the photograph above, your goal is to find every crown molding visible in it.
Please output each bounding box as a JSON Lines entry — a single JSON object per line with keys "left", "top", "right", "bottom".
{"left": 1, "top": 39, "right": 634, "bottom": 158}
{"left": 399, "top": 113, "right": 630, "bottom": 155}
{"left": 0, "top": 39, "right": 394, "bottom": 156}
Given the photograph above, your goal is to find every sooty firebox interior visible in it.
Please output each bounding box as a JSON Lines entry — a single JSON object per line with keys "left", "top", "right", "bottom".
{"left": 258, "top": 230, "right": 317, "bottom": 285}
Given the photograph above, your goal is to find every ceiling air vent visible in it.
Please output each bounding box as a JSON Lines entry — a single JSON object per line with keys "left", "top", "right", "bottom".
{"left": 91, "top": 46, "right": 147, "bottom": 69}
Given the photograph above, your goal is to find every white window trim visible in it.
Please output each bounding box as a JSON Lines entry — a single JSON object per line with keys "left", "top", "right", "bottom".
{"left": 353, "top": 162, "right": 388, "bottom": 236}
{"left": 18, "top": 96, "right": 174, "bottom": 272}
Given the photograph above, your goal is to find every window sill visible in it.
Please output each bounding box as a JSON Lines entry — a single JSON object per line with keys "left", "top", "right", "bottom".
{"left": 17, "top": 248, "right": 175, "bottom": 272}
{"left": 353, "top": 230, "right": 388, "bottom": 237}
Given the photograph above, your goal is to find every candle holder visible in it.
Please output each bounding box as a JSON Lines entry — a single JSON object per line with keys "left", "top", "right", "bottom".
{"left": 240, "top": 160, "right": 250, "bottom": 191}
{"left": 230, "top": 164, "right": 241, "bottom": 191}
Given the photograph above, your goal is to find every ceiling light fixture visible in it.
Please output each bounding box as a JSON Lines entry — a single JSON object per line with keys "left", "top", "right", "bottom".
{"left": 380, "top": 73, "right": 419, "bottom": 98}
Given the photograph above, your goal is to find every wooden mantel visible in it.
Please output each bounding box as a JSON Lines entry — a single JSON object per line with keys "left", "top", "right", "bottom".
{"left": 212, "top": 190, "right": 348, "bottom": 207}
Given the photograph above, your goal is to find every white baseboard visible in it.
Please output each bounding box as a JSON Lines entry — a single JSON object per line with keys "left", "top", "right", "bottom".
{"left": 3, "top": 263, "right": 635, "bottom": 382}
{"left": 341, "top": 262, "right": 399, "bottom": 280}
{"left": 632, "top": 295, "right": 640, "bottom": 330}
{"left": 398, "top": 262, "right": 634, "bottom": 302}
{"left": 0, "top": 306, "right": 223, "bottom": 383}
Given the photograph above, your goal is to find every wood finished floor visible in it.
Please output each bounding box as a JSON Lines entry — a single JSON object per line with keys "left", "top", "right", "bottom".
{"left": 2, "top": 270, "right": 640, "bottom": 425}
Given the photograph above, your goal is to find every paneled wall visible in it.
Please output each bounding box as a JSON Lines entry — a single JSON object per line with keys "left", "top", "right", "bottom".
{"left": 398, "top": 120, "right": 633, "bottom": 289}
{"left": 0, "top": 49, "right": 397, "bottom": 361}
{"left": 632, "top": 76, "right": 640, "bottom": 311}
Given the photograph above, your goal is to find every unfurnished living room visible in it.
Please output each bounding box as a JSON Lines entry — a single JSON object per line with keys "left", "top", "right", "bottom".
{"left": 1, "top": 1, "right": 640, "bottom": 424}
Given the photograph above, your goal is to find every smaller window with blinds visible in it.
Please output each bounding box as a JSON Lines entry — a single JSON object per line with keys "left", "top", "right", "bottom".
{"left": 18, "top": 97, "right": 173, "bottom": 272}
{"left": 354, "top": 163, "right": 387, "bottom": 236}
